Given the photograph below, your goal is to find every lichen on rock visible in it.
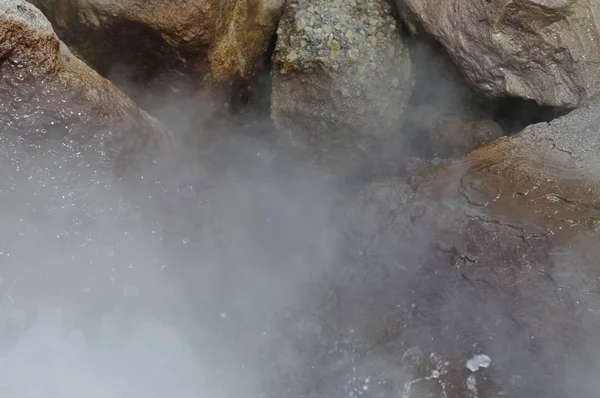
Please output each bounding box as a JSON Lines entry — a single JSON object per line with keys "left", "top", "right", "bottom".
{"left": 26, "top": 0, "right": 284, "bottom": 88}
{"left": 209, "top": 0, "right": 284, "bottom": 81}
{"left": 271, "top": 0, "right": 413, "bottom": 176}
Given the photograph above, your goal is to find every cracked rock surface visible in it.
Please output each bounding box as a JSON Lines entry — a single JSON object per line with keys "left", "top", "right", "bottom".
{"left": 263, "top": 94, "right": 600, "bottom": 397}
{"left": 271, "top": 0, "right": 413, "bottom": 176}
{"left": 398, "top": 0, "right": 600, "bottom": 108}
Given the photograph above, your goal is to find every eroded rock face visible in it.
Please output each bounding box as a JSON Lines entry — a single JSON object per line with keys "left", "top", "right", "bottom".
{"left": 210, "top": 0, "right": 284, "bottom": 81}
{"left": 271, "top": 0, "right": 413, "bottom": 176}
{"left": 262, "top": 95, "right": 600, "bottom": 396}
{"left": 398, "top": 0, "right": 600, "bottom": 108}
{"left": 26, "top": 0, "right": 283, "bottom": 89}
{"left": 0, "top": 0, "right": 173, "bottom": 176}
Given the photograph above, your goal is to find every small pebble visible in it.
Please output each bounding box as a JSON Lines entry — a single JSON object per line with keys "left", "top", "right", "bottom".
{"left": 466, "top": 354, "right": 492, "bottom": 372}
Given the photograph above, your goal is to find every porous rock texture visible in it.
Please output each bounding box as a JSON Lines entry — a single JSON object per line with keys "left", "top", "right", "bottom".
{"left": 262, "top": 95, "right": 600, "bottom": 397}
{"left": 271, "top": 0, "right": 413, "bottom": 176}
{"left": 0, "top": 0, "right": 173, "bottom": 176}
{"left": 26, "top": 0, "right": 284, "bottom": 90}
{"left": 398, "top": 0, "right": 600, "bottom": 108}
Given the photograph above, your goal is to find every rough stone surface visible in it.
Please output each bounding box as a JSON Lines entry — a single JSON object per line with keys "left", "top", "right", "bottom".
{"left": 398, "top": 0, "right": 600, "bottom": 108}
{"left": 210, "top": 0, "right": 284, "bottom": 80}
{"left": 26, "top": 0, "right": 283, "bottom": 88}
{"left": 405, "top": 104, "right": 504, "bottom": 159}
{"left": 271, "top": 0, "right": 413, "bottom": 176}
{"left": 429, "top": 112, "right": 504, "bottom": 158}
{"left": 262, "top": 94, "right": 600, "bottom": 397}
{"left": 0, "top": 0, "right": 173, "bottom": 176}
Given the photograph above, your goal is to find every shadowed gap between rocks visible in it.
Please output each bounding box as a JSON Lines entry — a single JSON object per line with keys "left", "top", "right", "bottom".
{"left": 403, "top": 37, "right": 567, "bottom": 161}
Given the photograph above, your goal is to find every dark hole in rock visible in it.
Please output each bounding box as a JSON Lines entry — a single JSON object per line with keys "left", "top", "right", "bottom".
{"left": 404, "top": 37, "right": 565, "bottom": 162}
{"left": 492, "top": 96, "right": 567, "bottom": 135}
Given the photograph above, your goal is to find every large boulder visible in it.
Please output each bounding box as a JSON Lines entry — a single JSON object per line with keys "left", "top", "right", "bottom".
{"left": 398, "top": 0, "right": 600, "bottom": 108}
{"left": 0, "top": 0, "right": 173, "bottom": 176}
{"left": 271, "top": 0, "right": 413, "bottom": 176}
{"left": 0, "top": 0, "right": 185, "bottom": 343}
{"left": 26, "top": 0, "right": 284, "bottom": 91}
{"left": 262, "top": 95, "right": 600, "bottom": 397}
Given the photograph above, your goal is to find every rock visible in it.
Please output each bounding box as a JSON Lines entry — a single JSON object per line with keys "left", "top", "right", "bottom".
{"left": 466, "top": 354, "right": 492, "bottom": 372}
{"left": 26, "top": 0, "right": 283, "bottom": 89}
{"left": 398, "top": 0, "right": 600, "bottom": 108}
{"left": 0, "top": 0, "right": 173, "bottom": 176}
{"left": 265, "top": 95, "right": 600, "bottom": 397}
{"left": 404, "top": 103, "right": 503, "bottom": 159}
{"left": 210, "top": 0, "right": 284, "bottom": 81}
{"left": 271, "top": 0, "right": 413, "bottom": 176}
{"left": 429, "top": 113, "right": 503, "bottom": 158}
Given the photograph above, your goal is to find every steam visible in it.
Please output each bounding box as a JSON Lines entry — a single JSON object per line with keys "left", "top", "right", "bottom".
{"left": 0, "top": 87, "right": 340, "bottom": 397}
{"left": 0, "top": 307, "right": 207, "bottom": 397}
{"left": 0, "top": 11, "right": 597, "bottom": 398}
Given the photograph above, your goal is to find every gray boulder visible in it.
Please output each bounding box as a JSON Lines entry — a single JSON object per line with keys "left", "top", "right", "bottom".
{"left": 399, "top": 0, "right": 600, "bottom": 108}
{"left": 271, "top": 0, "right": 413, "bottom": 176}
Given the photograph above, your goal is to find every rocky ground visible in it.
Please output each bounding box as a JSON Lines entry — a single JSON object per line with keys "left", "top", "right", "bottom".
{"left": 1, "top": 0, "right": 600, "bottom": 397}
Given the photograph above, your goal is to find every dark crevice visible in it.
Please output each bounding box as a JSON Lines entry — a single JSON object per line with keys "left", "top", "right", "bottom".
{"left": 403, "top": 37, "right": 568, "bottom": 159}
{"left": 492, "top": 97, "right": 567, "bottom": 135}
{"left": 54, "top": 18, "right": 206, "bottom": 99}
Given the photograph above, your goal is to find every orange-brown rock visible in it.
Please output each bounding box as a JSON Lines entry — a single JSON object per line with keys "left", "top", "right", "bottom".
{"left": 0, "top": 0, "right": 174, "bottom": 176}
{"left": 26, "top": 0, "right": 283, "bottom": 89}
{"left": 267, "top": 95, "right": 600, "bottom": 397}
